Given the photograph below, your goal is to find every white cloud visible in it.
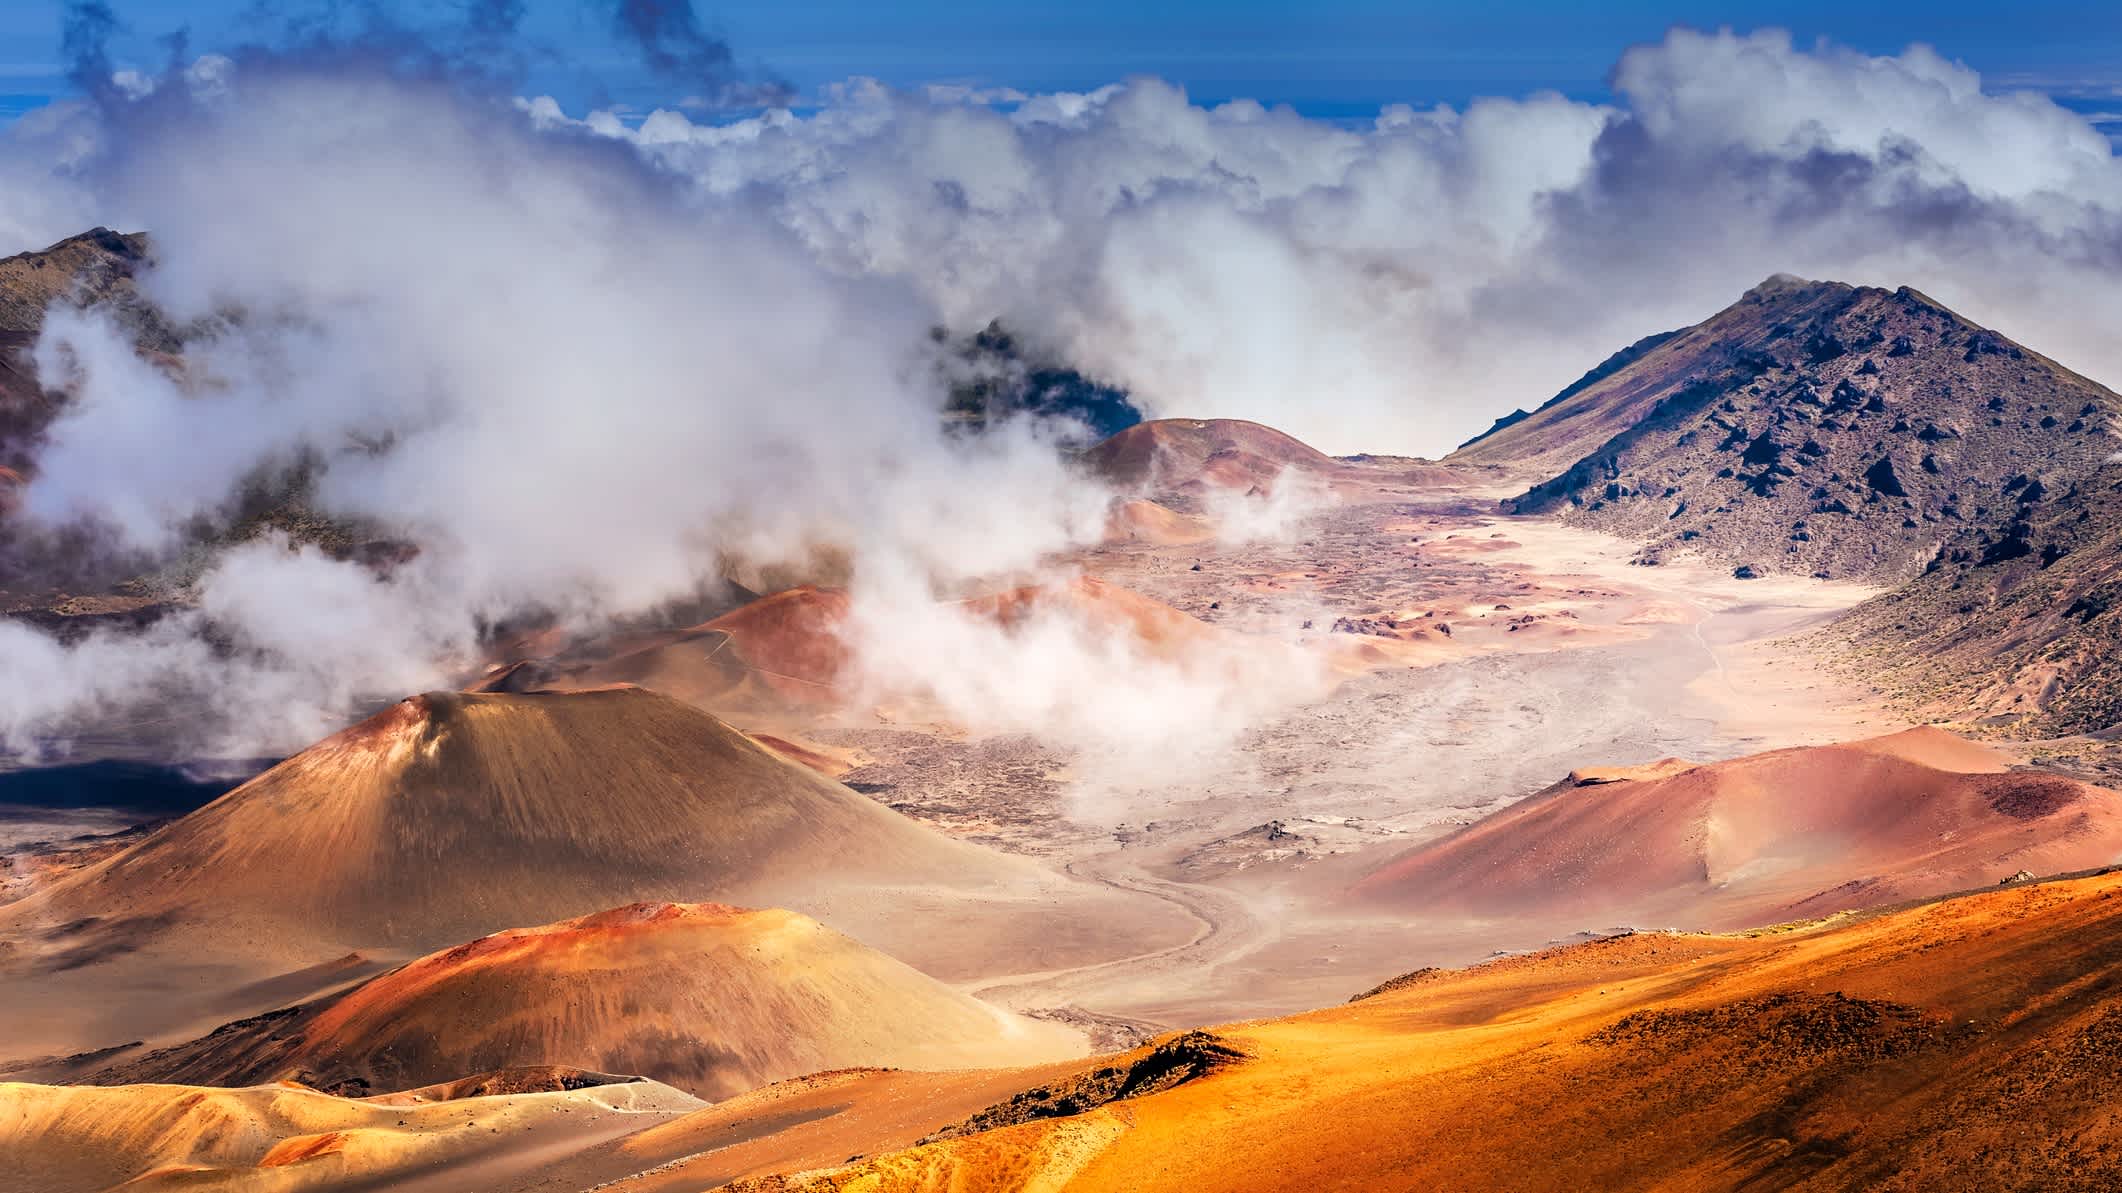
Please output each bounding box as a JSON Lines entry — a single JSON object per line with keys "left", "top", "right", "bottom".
{"left": 557, "top": 29, "right": 2122, "bottom": 458}
{"left": 5, "top": 27, "right": 2122, "bottom": 757}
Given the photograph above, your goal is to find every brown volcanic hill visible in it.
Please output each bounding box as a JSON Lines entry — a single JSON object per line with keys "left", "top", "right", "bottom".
{"left": 724, "top": 867, "right": 2122, "bottom": 1193}
{"left": 541, "top": 578, "right": 1256, "bottom": 722}
{"left": 572, "top": 585, "right": 853, "bottom": 712}
{"left": 1082, "top": 418, "right": 1340, "bottom": 493}
{"left": 0, "top": 687, "right": 1193, "bottom": 1063}
{"left": 23, "top": 870, "right": 2122, "bottom": 1191}
{"left": 1351, "top": 727, "right": 2122, "bottom": 931}
{"left": 699, "top": 584, "right": 852, "bottom": 689}
{"left": 91, "top": 902, "right": 1081, "bottom": 1099}
{"left": 1825, "top": 462, "right": 2122, "bottom": 738}
{"left": 1451, "top": 275, "right": 2121, "bottom": 582}
{"left": 0, "top": 687, "right": 1054, "bottom": 959}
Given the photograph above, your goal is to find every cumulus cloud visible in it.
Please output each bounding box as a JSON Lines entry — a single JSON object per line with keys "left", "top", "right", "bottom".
{"left": 843, "top": 562, "right": 1334, "bottom": 800}
{"left": 0, "top": 51, "right": 1137, "bottom": 756}
{"left": 0, "top": 535, "right": 466, "bottom": 761}
{"left": 569, "top": 28, "right": 2122, "bottom": 456}
{"left": 4, "top": 23, "right": 2122, "bottom": 761}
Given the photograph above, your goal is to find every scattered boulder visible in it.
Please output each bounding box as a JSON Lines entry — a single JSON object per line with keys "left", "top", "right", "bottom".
{"left": 1331, "top": 616, "right": 1399, "bottom": 637}
{"left": 1865, "top": 455, "right": 1908, "bottom": 498}
{"left": 1962, "top": 330, "right": 2023, "bottom": 361}
{"left": 920, "top": 1030, "right": 1247, "bottom": 1143}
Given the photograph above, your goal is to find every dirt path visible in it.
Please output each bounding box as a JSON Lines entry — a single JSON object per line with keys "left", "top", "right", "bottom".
{"left": 966, "top": 848, "right": 1266, "bottom": 1040}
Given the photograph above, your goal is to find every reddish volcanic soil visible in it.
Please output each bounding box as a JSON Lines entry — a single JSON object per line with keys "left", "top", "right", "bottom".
{"left": 698, "top": 868, "right": 2122, "bottom": 1193}
{"left": 1, "top": 688, "right": 1027, "bottom": 953}
{"left": 534, "top": 573, "right": 1269, "bottom": 735}
{"left": 0, "top": 687, "right": 1193, "bottom": 1067}
{"left": 694, "top": 585, "right": 854, "bottom": 696}
{"left": 90, "top": 902, "right": 1082, "bottom": 1099}
{"left": 1352, "top": 727, "right": 2122, "bottom": 930}
{"left": 554, "top": 585, "right": 854, "bottom": 715}
{"left": 1081, "top": 418, "right": 1342, "bottom": 493}
{"left": 26, "top": 866, "right": 2122, "bottom": 1193}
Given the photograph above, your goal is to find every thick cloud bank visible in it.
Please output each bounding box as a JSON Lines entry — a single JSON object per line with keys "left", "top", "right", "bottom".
{"left": 0, "top": 25, "right": 2119, "bottom": 758}
{"left": 553, "top": 29, "right": 2122, "bottom": 455}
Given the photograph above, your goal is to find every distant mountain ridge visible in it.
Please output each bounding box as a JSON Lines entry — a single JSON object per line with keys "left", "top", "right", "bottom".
{"left": 1455, "top": 327, "right": 1683, "bottom": 452}
{"left": 1455, "top": 274, "right": 2122, "bottom": 735}
{"left": 1452, "top": 274, "right": 2120, "bottom": 584}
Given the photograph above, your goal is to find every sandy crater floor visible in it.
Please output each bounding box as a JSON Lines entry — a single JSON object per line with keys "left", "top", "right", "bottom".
{"left": 822, "top": 473, "right": 1892, "bottom": 1028}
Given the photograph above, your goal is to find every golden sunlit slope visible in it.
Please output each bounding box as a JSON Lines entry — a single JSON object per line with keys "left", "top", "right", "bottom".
{"left": 96, "top": 902, "right": 1082, "bottom": 1099}
{"left": 730, "top": 866, "right": 2122, "bottom": 1193}
{"left": 576, "top": 1063, "right": 1099, "bottom": 1193}
{"left": 1352, "top": 726, "right": 2122, "bottom": 930}
{"left": 0, "top": 687, "right": 1064, "bottom": 960}
{"left": 0, "top": 1074, "right": 701, "bottom": 1193}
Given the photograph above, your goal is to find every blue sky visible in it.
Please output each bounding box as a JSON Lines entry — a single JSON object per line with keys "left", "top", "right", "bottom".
{"left": 3, "top": 1, "right": 2121, "bottom": 129}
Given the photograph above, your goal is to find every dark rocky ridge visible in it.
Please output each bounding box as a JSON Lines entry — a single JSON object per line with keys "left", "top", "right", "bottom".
{"left": 1457, "top": 327, "right": 1683, "bottom": 452}
{"left": 1825, "top": 463, "right": 2122, "bottom": 737}
{"left": 1454, "top": 274, "right": 2120, "bottom": 585}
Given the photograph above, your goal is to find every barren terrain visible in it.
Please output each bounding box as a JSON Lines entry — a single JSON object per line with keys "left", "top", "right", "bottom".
{"left": 770, "top": 460, "right": 1910, "bottom": 1029}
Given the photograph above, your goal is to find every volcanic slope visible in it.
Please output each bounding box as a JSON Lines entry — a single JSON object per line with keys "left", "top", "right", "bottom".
{"left": 1352, "top": 727, "right": 2122, "bottom": 932}
{"left": 720, "top": 866, "right": 2122, "bottom": 1193}
{"left": 1104, "top": 497, "right": 1215, "bottom": 546}
{"left": 0, "top": 226, "right": 155, "bottom": 444}
{"left": 90, "top": 902, "right": 1083, "bottom": 1099}
{"left": 1826, "top": 459, "right": 2122, "bottom": 739}
{"left": 0, "top": 686, "right": 1040, "bottom": 952}
{"left": 561, "top": 585, "right": 855, "bottom": 716}
{"left": 1452, "top": 274, "right": 2121, "bottom": 582}
{"left": 1082, "top": 417, "right": 1341, "bottom": 495}
{"left": 0, "top": 687, "right": 1192, "bottom": 1056}
{"left": 964, "top": 574, "right": 1238, "bottom": 663}
{"left": 538, "top": 575, "right": 1277, "bottom": 726}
